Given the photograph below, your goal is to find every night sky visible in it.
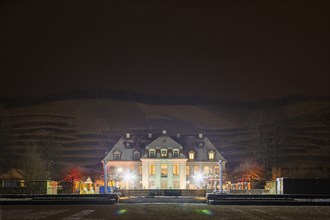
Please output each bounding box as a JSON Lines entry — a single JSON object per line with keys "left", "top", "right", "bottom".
{"left": 1, "top": 0, "right": 329, "bottom": 101}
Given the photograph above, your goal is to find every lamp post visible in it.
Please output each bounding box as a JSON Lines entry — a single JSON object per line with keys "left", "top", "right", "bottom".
{"left": 219, "top": 160, "right": 223, "bottom": 193}
{"left": 103, "top": 161, "right": 108, "bottom": 194}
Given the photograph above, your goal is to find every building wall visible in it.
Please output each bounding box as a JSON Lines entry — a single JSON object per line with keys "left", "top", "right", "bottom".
{"left": 141, "top": 158, "right": 187, "bottom": 189}
{"left": 105, "top": 160, "right": 225, "bottom": 190}
{"left": 107, "top": 161, "right": 142, "bottom": 189}
{"left": 103, "top": 133, "right": 227, "bottom": 190}
{"left": 186, "top": 161, "right": 225, "bottom": 189}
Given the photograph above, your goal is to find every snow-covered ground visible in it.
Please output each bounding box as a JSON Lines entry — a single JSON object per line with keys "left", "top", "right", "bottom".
{"left": 1, "top": 204, "right": 330, "bottom": 220}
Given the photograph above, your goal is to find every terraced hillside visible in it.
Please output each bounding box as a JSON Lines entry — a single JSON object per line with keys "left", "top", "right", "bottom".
{"left": 0, "top": 99, "right": 329, "bottom": 179}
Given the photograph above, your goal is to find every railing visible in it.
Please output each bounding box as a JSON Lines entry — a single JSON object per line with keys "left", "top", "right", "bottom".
{"left": 0, "top": 181, "right": 53, "bottom": 195}
{"left": 115, "top": 189, "right": 211, "bottom": 197}
{"left": 229, "top": 189, "right": 270, "bottom": 195}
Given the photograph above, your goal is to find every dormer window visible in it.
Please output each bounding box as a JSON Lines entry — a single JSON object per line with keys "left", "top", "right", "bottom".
{"left": 161, "top": 148, "right": 168, "bottom": 158}
{"left": 114, "top": 151, "right": 121, "bottom": 160}
{"left": 149, "top": 149, "right": 156, "bottom": 158}
{"left": 173, "top": 149, "right": 179, "bottom": 157}
{"left": 133, "top": 151, "right": 140, "bottom": 160}
{"left": 208, "top": 151, "right": 215, "bottom": 160}
{"left": 189, "top": 151, "right": 195, "bottom": 160}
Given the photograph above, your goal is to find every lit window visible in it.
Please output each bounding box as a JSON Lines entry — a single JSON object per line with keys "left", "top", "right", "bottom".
{"left": 173, "top": 164, "right": 179, "bottom": 176}
{"left": 189, "top": 151, "right": 195, "bottom": 160}
{"left": 208, "top": 151, "right": 215, "bottom": 160}
{"left": 161, "top": 149, "right": 167, "bottom": 157}
{"left": 204, "top": 166, "right": 209, "bottom": 175}
{"left": 194, "top": 165, "right": 199, "bottom": 174}
{"left": 149, "top": 164, "right": 156, "bottom": 175}
{"left": 161, "top": 164, "right": 168, "bottom": 177}
{"left": 214, "top": 165, "right": 219, "bottom": 174}
{"left": 114, "top": 151, "right": 121, "bottom": 160}
{"left": 186, "top": 166, "right": 190, "bottom": 175}
{"left": 133, "top": 151, "right": 140, "bottom": 160}
{"left": 173, "top": 149, "right": 179, "bottom": 157}
{"left": 149, "top": 149, "right": 155, "bottom": 158}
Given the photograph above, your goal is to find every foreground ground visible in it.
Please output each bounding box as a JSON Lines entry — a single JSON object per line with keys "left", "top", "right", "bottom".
{"left": 1, "top": 204, "right": 330, "bottom": 220}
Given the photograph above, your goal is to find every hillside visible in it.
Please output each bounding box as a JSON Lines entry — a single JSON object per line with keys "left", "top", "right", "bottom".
{"left": 1, "top": 98, "right": 329, "bottom": 179}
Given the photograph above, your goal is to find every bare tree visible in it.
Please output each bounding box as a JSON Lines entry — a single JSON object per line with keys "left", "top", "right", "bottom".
{"left": 248, "top": 108, "right": 288, "bottom": 179}
{"left": 231, "top": 159, "right": 264, "bottom": 183}
{"left": 27, "top": 129, "right": 64, "bottom": 180}
{"left": 23, "top": 142, "right": 48, "bottom": 181}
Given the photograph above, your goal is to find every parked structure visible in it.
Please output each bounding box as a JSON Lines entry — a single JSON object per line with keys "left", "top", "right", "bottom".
{"left": 102, "top": 131, "right": 226, "bottom": 190}
{"left": 276, "top": 177, "right": 330, "bottom": 195}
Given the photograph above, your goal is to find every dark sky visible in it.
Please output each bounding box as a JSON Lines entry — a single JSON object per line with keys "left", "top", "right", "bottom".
{"left": 0, "top": 0, "right": 329, "bottom": 101}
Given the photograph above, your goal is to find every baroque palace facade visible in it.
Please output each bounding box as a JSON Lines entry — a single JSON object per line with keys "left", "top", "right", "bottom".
{"left": 102, "top": 131, "right": 226, "bottom": 190}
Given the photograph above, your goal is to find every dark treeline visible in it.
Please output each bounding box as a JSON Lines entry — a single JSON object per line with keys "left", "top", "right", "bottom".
{"left": 1, "top": 89, "right": 329, "bottom": 109}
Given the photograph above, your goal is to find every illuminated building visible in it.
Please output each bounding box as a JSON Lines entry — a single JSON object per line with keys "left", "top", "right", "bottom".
{"left": 102, "top": 131, "right": 226, "bottom": 190}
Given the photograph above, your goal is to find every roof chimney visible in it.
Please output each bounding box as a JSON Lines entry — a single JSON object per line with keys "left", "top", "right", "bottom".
{"left": 176, "top": 133, "right": 181, "bottom": 138}
{"left": 126, "top": 133, "right": 130, "bottom": 139}
{"left": 162, "top": 130, "right": 167, "bottom": 134}
{"left": 148, "top": 133, "right": 152, "bottom": 139}
{"left": 198, "top": 133, "right": 203, "bottom": 139}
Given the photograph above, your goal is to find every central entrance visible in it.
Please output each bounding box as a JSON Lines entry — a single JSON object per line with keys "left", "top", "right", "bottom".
{"left": 161, "top": 164, "right": 168, "bottom": 177}
{"left": 141, "top": 158, "right": 187, "bottom": 189}
{"left": 161, "top": 180, "right": 168, "bottom": 189}
{"left": 161, "top": 164, "right": 168, "bottom": 189}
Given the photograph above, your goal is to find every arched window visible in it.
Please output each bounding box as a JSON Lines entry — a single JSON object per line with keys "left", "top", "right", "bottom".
{"left": 188, "top": 151, "right": 195, "bottom": 160}
{"left": 173, "top": 149, "right": 179, "bottom": 157}
{"left": 113, "top": 151, "right": 121, "bottom": 160}
{"left": 208, "top": 151, "right": 215, "bottom": 160}
{"left": 149, "top": 149, "right": 156, "bottom": 158}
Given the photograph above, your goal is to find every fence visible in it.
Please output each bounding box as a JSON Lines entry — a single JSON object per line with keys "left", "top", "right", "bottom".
{"left": 229, "top": 189, "right": 270, "bottom": 195}
{"left": 0, "top": 180, "right": 57, "bottom": 195}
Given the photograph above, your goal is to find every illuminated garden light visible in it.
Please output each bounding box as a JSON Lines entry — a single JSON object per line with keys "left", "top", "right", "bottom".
{"left": 123, "top": 172, "right": 136, "bottom": 181}
{"left": 123, "top": 172, "right": 131, "bottom": 181}
{"left": 193, "top": 172, "right": 206, "bottom": 189}
{"left": 194, "top": 173, "right": 204, "bottom": 182}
